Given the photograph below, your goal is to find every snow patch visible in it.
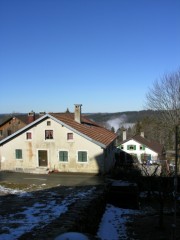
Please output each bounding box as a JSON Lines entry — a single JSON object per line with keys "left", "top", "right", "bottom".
{"left": 97, "top": 204, "right": 140, "bottom": 240}
{"left": 0, "top": 185, "right": 32, "bottom": 197}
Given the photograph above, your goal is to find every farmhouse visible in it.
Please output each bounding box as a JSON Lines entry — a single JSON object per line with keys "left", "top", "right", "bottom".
{"left": 0, "top": 111, "right": 43, "bottom": 141}
{"left": 118, "top": 130, "right": 165, "bottom": 164}
{"left": 0, "top": 105, "right": 117, "bottom": 174}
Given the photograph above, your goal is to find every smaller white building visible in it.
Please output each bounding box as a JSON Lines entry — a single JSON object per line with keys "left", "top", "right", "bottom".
{"left": 118, "top": 131, "right": 164, "bottom": 164}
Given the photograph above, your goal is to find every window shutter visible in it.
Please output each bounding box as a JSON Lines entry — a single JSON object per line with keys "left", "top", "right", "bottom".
{"left": 15, "top": 149, "right": 22, "bottom": 159}
{"left": 127, "top": 145, "right": 130, "bottom": 150}
{"left": 64, "top": 151, "right": 68, "bottom": 161}
{"left": 78, "top": 151, "right": 82, "bottom": 161}
{"left": 143, "top": 145, "right": 145, "bottom": 150}
{"left": 83, "top": 152, "right": 87, "bottom": 162}
{"left": 59, "top": 151, "right": 63, "bottom": 161}
{"left": 134, "top": 145, "right": 136, "bottom": 150}
{"left": 78, "top": 151, "right": 87, "bottom": 162}
{"left": 15, "top": 150, "right": 18, "bottom": 159}
{"left": 59, "top": 151, "right": 68, "bottom": 161}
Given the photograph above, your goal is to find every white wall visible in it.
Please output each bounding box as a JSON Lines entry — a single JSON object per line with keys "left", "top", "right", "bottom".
{"left": 0, "top": 118, "right": 114, "bottom": 174}
{"left": 121, "top": 139, "right": 158, "bottom": 163}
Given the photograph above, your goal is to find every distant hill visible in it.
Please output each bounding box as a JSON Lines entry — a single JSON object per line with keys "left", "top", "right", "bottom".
{"left": 87, "top": 110, "right": 155, "bottom": 123}
{"left": 86, "top": 110, "right": 156, "bottom": 132}
{"left": 0, "top": 110, "right": 156, "bottom": 132}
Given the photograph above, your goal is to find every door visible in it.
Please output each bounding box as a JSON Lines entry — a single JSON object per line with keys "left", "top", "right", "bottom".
{"left": 38, "top": 150, "right": 48, "bottom": 167}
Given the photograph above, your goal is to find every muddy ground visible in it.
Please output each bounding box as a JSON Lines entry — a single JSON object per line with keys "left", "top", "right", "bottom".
{"left": 1, "top": 182, "right": 180, "bottom": 240}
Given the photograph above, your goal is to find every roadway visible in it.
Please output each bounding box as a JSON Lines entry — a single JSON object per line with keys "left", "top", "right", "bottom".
{"left": 0, "top": 171, "right": 106, "bottom": 187}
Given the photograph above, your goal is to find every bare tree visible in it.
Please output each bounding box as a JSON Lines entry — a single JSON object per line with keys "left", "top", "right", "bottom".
{"left": 146, "top": 69, "right": 180, "bottom": 130}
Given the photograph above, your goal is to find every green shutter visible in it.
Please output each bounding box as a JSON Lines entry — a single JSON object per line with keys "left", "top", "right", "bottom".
{"left": 64, "top": 151, "right": 68, "bottom": 161}
{"left": 15, "top": 149, "right": 22, "bottom": 159}
{"left": 59, "top": 151, "right": 63, "bottom": 161}
{"left": 134, "top": 145, "right": 136, "bottom": 150}
{"left": 83, "top": 152, "right": 87, "bottom": 162}
{"left": 59, "top": 151, "right": 68, "bottom": 162}
{"left": 127, "top": 145, "right": 130, "bottom": 150}
{"left": 78, "top": 151, "right": 87, "bottom": 162}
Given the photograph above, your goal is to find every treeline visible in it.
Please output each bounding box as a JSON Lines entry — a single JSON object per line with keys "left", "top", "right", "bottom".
{"left": 88, "top": 110, "right": 157, "bottom": 124}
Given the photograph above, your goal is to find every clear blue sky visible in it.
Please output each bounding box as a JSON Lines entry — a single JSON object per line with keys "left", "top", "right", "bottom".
{"left": 0, "top": 0, "right": 180, "bottom": 113}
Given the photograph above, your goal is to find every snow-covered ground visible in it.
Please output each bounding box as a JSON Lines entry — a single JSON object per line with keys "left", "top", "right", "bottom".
{"left": 97, "top": 204, "right": 140, "bottom": 240}
{"left": 0, "top": 185, "right": 141, "bottom": 240}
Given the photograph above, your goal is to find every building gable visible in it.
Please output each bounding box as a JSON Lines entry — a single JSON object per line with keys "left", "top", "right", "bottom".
{"left": 0, "top": 113, "right": 117, "bottom": 149}
{"left": 120, "top": 135, "right": 163, "bottom": 155}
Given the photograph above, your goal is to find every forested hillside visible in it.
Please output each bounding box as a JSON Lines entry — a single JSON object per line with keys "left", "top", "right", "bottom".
{"left": 0, "top": 110, "right": 154, "bottom": 128}
{"left": 87, "top": 110, "right": 156, "bottom": 124}
{"left": 0, "top": 110, "right": 156, "bottom": 127}
{"left": 86, "top": 110, "right": 158, "bottom": 133}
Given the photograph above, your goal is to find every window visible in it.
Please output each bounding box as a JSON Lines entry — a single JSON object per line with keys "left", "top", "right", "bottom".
{"left": 45, "top": 130, "right": 53, "bottom": 139}
{"left": 140, "top": 145, "right": 145, "bottom": 150}
{"left": 78, "top": 151, "right": 87, "bottom": 162}
{"left": 26, "top": 132, "right": 32, "bottom": 139}
{"left": 7, "top": 130, "right": 11, "bottom": 136}
{"left": 0, "top": 130, "right": 3, "bottom": 136}
{"left": 59, "top": 151, "right": 68, "bottom": 162}
{"left": 67, "top": 133, "right": 73, "bottom": 140}
{"left": 120, "top": 145, "right": 124, "bottom": 150}
{"left": 47, "top": 121, "right": 51, "bottom": 126}
{"left": 127, "top": 145, "right": 136, "bottom": 150}
{"left": 15, "top": 149, "right": 22, "bottom": 159}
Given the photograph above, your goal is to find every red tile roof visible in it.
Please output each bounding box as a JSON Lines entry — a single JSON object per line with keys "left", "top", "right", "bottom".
{"left": 50, "top": 113, "right": 117, "bottom": 147}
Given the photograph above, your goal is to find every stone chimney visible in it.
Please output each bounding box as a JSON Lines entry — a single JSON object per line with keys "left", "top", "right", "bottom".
{"left": 74, "top": 104, "right": 82, "bottom": 123}
{"left": 140, "top": 132, "right": 144, "bottom": 138}
{"left": 123, "top": 130, "right": 127, "bottom": 141}
{"left": 28, "top": 111, "right": 35, "bottom": 123}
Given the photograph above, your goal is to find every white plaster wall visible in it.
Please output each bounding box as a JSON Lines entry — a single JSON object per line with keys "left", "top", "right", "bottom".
{"left": 0, "top": 118, "right": 110, "bottom": 174}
